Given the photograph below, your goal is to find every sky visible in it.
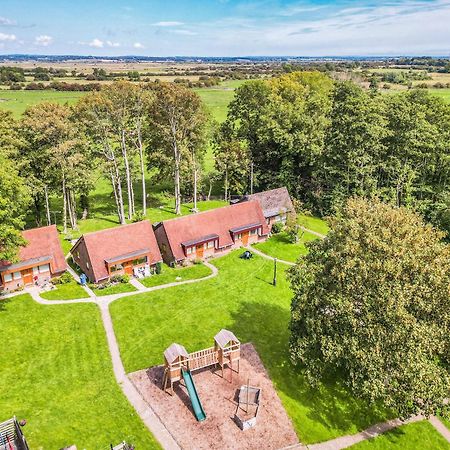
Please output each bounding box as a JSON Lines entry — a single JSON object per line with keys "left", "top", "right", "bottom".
{"left": 0, "top": 0, "right": 449, "bottom": 56}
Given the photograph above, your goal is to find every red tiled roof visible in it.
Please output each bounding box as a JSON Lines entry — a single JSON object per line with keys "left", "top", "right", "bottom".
{"left": 159, "top": 201, "right": 269, "bottom": 261}
{"left": 71, "top": 220, "right": 162, "bottom": 281}
{"left": 0, "top": 225, "right": 66, "bottom": 273}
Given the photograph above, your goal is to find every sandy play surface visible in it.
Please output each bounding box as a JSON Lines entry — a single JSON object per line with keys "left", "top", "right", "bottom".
{"left": 129, "top": 343, "right": 299, "bottom": 450}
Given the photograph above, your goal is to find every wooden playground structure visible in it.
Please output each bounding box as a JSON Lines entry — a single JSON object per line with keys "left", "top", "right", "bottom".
{"left": 162, "top": 329, "right": 241, "bottom": 395}
{"left": 0, "top": 417, "right": 29, "bottom": 450}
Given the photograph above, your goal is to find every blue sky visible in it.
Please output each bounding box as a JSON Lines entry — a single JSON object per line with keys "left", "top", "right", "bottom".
{"left": 0, "top": 0, "right": 449, "bottom": 56}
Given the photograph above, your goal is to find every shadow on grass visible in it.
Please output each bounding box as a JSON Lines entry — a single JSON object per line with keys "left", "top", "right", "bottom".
{"left": 229, "top": 300, "right": 389, "bottom": 443}
{"left": 0, "top": 296, "right": 11, "bottom": 312}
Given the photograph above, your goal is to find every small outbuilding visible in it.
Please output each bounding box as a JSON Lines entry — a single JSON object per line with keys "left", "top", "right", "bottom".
{"left": 233, "top": 187, "right": 295, "bottom": 228}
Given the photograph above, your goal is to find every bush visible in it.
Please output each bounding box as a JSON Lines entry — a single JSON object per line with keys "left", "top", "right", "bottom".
{"left": 52, "top": 271, "right": 73, "bottom": 285}
{"left": 271, "top": 222, "right": 284, "bottom": 234}
{"left": 155, "top": 262, "right": 162, "bottom": 274}
{"left": 111, "top": 274, "right": 129, "bottom": 284}
{"left": 132, "top": 211, "right": 145, "bottom": 222}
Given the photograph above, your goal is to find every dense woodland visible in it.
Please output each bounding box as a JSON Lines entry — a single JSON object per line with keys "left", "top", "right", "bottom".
{"left": 1, "top": 71, "right": 450, "bottom": 261}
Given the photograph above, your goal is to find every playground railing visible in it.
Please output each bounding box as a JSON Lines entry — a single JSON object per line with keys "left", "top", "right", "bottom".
{"left": 0, "top": 417, "right": 29, "bottom": 450}
{"left": 188, "top": 347, "right": 218, "bottom": 371}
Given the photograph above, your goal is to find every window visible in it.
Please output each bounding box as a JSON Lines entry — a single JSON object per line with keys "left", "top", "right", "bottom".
{"left": 38, "top": 264, "right": 50, "bottom": 273}
{"left": 207, "top": 240, "right": 214, "bottom": 249}
{"left": 250, "top": 228, "right": 257, "bottom": 236}
{"left": 132, "top": 256, "right": 147, "bottom": 265}
{"left": 86, "top": 261, "right": 90, "bottom": 269}
{"left": 4, "top": 273, "right": 12, "bottom": 282}
{"left": 236, "top": 233, "right": 242, "bottom": 240}
{"left": 33, "top": 266, "right": 39, "bottom": 275}
{"left": 13, "top": 272, "right": 21, "bottom": 280}
{"left": 110, "top": 264, "right": 123, "bottom": 273}
{"left": 76, "top": 251, "right": 80, "bottom": 259}
{"left": 186, "top": 246, "right": 193, "bottom": 255}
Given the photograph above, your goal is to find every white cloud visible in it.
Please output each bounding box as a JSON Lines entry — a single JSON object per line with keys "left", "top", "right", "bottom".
{"left": 133, "top": 42, "right": 144, "bottom": 49}
{"left": 0, "top": 32, "right": 16, "bottom": 42}
{"left": 88, "top": 38, "right": 104, "bottom": 48}
{"left": 171, "top": 29, "right": 198, "bottom": 36}
{"left": 106, "top": 40, "right": 120, "bottom": 47}
{"left": 34, "top": 35, "right": 53, "bottom": 46}
{"left": 0, "top": 16, "right": 16, "bottom": 26}
{"left": 152, "top": 21, "right": 183, "bottom": 27}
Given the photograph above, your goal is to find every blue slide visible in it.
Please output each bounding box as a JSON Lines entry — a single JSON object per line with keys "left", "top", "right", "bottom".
{"left": 182, "top": 369, "right": 206, "bottom": 422}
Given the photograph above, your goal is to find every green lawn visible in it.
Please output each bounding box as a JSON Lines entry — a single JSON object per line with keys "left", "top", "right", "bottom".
{"left": 253, "top": 230, "right": 319, "bottom": 262}
{"left": 91, "top": 282, "right": 137, "bottom": 296}
{"left": 297, "top": 214, "right": 330, "bottom": 235}
{"left": 429, "top": 88, "right": 450, "bottom": 103}
{"left": 0, "top": 90, "right": 86, "bottom": 118}
{"left": 110, "top": 251, "right": 390, "bottom": 445}
{"left": 139, "top": 263, "right": 212, "bottom": 288}
{"left": 0, "top": 294, "right": 159, "bottom": 449}
{"left": 349, "top": 420, "right": 450, "bottom": 449}
{"left": 40, "top": 281, "right": 88, "bottom": 300}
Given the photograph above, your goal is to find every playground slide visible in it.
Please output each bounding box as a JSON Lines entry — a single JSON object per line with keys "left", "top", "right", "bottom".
{"left": 182, "top": 369, "right": 206, "bottom": 422}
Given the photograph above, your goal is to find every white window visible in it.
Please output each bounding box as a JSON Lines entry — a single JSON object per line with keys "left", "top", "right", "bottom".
{"left": 13, "top": 271, "right": 21, "bottom": 280}
{"left": 186, "top": 246, "right": 193, "bottom": 255}
{"left": 207, "top": 240, "right": 214, "bottom": 249}
{"left": 250, "top": 229, "right": 257, "bottom": 236}
{"left": 38, "top": 264, "right": 50, "bottom": 273}
{"left": 33, "top": 266, "right": 39, "bottom": 275}
{"left": 4, "top": 273, "right": 12, "bottom": 282}
{"left": 86, "top": 261, "right": 90, "bottom": 269}
{"left": 237, "top": 233, "right": 242, "bottom": 240}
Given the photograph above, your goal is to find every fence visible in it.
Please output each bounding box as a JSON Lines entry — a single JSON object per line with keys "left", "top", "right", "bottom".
{"left": 0, "top": 417, "right": 29, "bottom": 450}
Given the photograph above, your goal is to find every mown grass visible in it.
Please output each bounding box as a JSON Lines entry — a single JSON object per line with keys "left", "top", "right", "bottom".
{"left": 140, "top": 263, "right": 212, "bottom": 288}
{"left": 91, "top": 282, "right": 137, "bottom": 296}
{"left": 429, "top": 88, "right": 450, "bottom": 103}
{"left": 0, "top": 294, "right": 159, "bottom": 449}
{"left": 297, "top": 214, "right": 330, "bottom": 235}
{"left": 349, "top": 420, "right": 450, "bottom": 449}
{"left": 254, "top": 230, "right": 319, "bottom": 262}
{"left": 110, "top": 251, "right": 391, "bottom": 445}
{"left": 40, "top": 280, "right": 87, "bottom": 300}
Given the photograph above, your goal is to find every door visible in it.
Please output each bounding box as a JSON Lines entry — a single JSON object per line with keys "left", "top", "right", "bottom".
{"left": 22, "top": 268, "right": 33, "bottom": 285}
{"left": 241, "top": 231, "right": 249, "bottom": 246}
{"left": 123, "top": 261, "right": 133, "bottom": 275}
{"left": 196, "top": 244, "right": 204, "bottom": 258}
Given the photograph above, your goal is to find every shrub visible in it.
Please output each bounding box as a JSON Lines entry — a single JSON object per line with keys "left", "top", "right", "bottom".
{"left": 155, "top": 262, "right": 162, "bottom": 274}
{"left": 52, "top": 271, "right": 73, "bottom": 285}
{"left": 111, "top": 274, "right": 129, "bottom": 284}
{"left": 132, "top": 211, "right": 145, "bottom": 223}
{"left": 271, "top": 222, "right": 284, "bottom": 234}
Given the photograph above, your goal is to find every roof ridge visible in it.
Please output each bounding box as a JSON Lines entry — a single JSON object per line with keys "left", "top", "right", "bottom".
{"left": 82, "top": 220, "right": 151, "bottom": 239}
{"left": 22, "top": 224, "right": 57, "bottom": 233}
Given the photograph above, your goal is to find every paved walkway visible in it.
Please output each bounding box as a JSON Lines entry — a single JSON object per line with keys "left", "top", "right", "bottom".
{"left": 429, "top": 416, "right": 450, "bottom": 443}
{"left": 129, "top": 277, "right": 146, "bottom": 291}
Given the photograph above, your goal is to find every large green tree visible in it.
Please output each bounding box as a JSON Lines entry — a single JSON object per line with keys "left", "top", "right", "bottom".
{"left": 289, "top": 198, "right": 450, "bottom": 418}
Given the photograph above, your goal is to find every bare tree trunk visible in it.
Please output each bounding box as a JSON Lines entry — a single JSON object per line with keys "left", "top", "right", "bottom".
{"left": 224, "top": 168, "right": 228, "bottom": 202}
{"left": 44, "top": 185, "right": 51, "bottom": 225}
{"left": 193, "top": 157, "right": 198, "bottom": 211}
{"left": 250, "top": 162, "right": 254, "bottom": 194}
{"left": 174, "top": 140, "right": 181, "bottom": 215}
{"left": 67, "top": 189, "right": 75, "bottom": 230}
{"left": 137, "top": 124, "right": 147, "bottom": 216}
{"left": 70, "top": 189, "right": 78, "bottom": 230}
{"left": 121, "top": 131, "right": 134, "bottom": 220}
{"left": 110, "top": 168, "right": 121, "bottom": 222}
{"left": 62, "top": 173, "right": 67, "bottom": 234}
{"left": 207, "top": 178, "right": 213, "bottom": 201}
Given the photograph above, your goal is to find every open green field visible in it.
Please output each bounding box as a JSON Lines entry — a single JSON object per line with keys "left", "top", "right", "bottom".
{"left": 349, "top": 420, "right": 450, "bottom": 449}
{"left": 429, "top": 88, "right": 450, "bottom": 102}
{"left": 0, "top": 90, "right": 85, "bottom": 118}
{"left": 110, "top": 251, "right": 391, "bottom": 445}
{"left": 0, "top": 294, "right": 159, "bottom": 449}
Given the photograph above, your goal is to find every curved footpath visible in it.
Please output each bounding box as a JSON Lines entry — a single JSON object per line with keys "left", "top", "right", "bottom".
{"left": 8, "top": 254, "right": 450, "bottom": 449}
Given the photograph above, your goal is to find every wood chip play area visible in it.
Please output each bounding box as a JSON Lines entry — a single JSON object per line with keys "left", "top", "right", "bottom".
{"left": 129, "top": 335, "right": 299, "bottom": 450}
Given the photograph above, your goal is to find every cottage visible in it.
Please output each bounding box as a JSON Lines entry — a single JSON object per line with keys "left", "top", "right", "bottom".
{"left": 154, "top": 201, "right": 269, "bottom": 265}
{"left": 234, "top": 187, "right": 295, "bottom": 228}
{"left": 0, "top": 225, "right": 67, "bottom": 293}
{"left": 70, "top": 220, "right": 162, "bottom": 284}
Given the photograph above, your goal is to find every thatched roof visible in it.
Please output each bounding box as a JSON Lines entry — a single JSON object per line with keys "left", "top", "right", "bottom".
{"left": 214, "top": 329, "right": 240, "bottom": 349}
{"left": 164, "top": 343, "right": 189, "bottom": 363}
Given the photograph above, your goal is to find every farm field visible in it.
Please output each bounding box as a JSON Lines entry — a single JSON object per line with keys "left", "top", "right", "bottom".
{"left": 0, "top": 294, "right": 159, "bottom": 449}
{"left": 110, "top": 251, "right": 392, "bottom": 445}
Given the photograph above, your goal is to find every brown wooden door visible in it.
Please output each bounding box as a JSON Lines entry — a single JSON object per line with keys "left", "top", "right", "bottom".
{"left": 22, "top": 268, "right": 33, "bottom": 285}
{"left": 123, "top": 262, "right": 133, "bottom": 275}
{"left": 241, "top": 231, "right": 249, "bottom": 246}
{"left": 196, "top": 244, "right": 204, "bottom": 258}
